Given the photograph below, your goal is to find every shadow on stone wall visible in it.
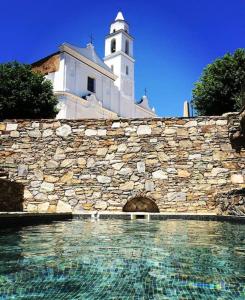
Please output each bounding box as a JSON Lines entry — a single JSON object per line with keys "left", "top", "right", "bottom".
{"left": 229, "top": 108, "right": 245, "bottom": 152}
{"left": 0, "top": 179, "right": 24, "bottom": 211}
{"left": 215, "top": 188, "right": 245, "bottom": 216}
{"left": 123, "top": 197, "right": 160, "bottom": 213}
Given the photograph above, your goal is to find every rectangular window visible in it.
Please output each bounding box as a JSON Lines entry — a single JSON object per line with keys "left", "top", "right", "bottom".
{"left": 87, "top": 77, "right": 95, "bottom": 93}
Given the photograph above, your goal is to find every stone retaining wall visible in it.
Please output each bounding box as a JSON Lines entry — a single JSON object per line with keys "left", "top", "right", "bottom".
{"left": 0, "top": 115, "right": 244, "bottom": 214}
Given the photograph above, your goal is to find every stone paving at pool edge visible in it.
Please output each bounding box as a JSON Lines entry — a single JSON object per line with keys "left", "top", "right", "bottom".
{"left": 0, "top": 114, "right": 244, "bottom": 214}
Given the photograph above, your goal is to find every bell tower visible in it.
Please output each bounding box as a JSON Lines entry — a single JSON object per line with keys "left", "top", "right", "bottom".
{"left": 104, "top": 11, "right": 135, "bottom": 101}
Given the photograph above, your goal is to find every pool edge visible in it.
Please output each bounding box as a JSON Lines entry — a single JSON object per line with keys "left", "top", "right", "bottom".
{"left": 0, "top": 212, "right": 244, "bottom": 228}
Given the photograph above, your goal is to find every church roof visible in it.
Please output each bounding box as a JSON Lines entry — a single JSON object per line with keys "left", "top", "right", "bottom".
{"left": 63, "top": 42, "right": 112, "bottom": 73}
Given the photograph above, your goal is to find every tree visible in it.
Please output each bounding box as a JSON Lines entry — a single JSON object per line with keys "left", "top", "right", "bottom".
{"left": 192, "top": 49, "right": 245, "bottom": 116}
{"left": 0, "top": 61, "right": 58, "bottom": 119}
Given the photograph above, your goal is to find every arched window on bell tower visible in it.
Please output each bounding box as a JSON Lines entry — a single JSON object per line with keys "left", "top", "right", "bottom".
{"left": 125, "top": 40, "right": 129, "bottom": 55}
{"left": 111, "top": 39, "right": 116, "bottom": 53}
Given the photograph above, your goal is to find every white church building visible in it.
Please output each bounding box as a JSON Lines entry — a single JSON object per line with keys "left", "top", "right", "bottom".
{"left": 32, "top": 12, "right": 156, "bottom": 119}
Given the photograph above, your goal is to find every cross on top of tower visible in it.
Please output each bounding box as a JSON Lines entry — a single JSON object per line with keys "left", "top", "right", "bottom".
{"left": 89, "top": 33, "right": 94, "bottom": 45}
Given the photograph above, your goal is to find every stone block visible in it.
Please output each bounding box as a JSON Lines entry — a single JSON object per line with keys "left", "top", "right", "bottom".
{"left": 44, "top": 175, "right": 59, "bottom": 183}
{"left": 32, "top": 122, "right": 39, "bottom": 128}
{"left": 6, "top": 123, "right": 18, "bottom": 131}
{"left": 216, "top": 119, "right": 227, "bottom": 125}
{"left": 231, "top": 174, "right": 244, "bottom": 184}
{"left": 111, "top": 122, "right": 121, "bottom": 128}
{"left": 60, "top": 159, "right": 74, "bottom": 168}
{"left": 176, "top": 128, "right": 188, "bottom": 137}
{"left": 56, "top": 200, "right": 72, "bottom": 213}
{"left": 47, "top": 204, "right": 57, "bottom": 213}
{"left": 184, "top": 120, "right": 197, "bottom": 127}
{"left": 145, "top": 180, "right": 154, "bottom": 191}
{"left": 117, "top": 143, "right": 127, "bottom": 152}
{"left": 164, "top": 128, "right": 176, "bottom": 135}
{"left": 40, "top": 182, "right": 55, "bottom": 193}
{"left": 137, "top": 125, "right": 151, "bottom": 135}
{"left": 65, "top": 189, "right": 76, "bottom": 197}
{"left": 179, "top": 140, "right": 192, "bottom": 148}
{"left": 77, "top": 158, "right": 86, "bottom": 166}
{"left": 38, "top": 202, "right": 49, "bottom": 212}
{"left": 43, "top": 129, "right": 53, "bottom": 137}
{"left": 118, "top": 168, "right": 133, "bottom": 176}
{"left": 119, "top": 181, "right": 134, "bottom": 190}
{"left": 10, "top": 131, "right": 20, "bottom": 138}
{"left": 87, "top": 158, "right": 95, "bottom": 168}
{"left": 85, "top": 129, "right": 97, "bottom": 136}
{"left": 94, "top": 201, "right": 108, "bottom": 210}
{"left": 188, "top": 154, "right": 201, "bottom": 160}
{"left": 211, "top": 168, "right": 229, "bottom": 177}
{"left": 112, "top": 162, "right": 124, "bottom": 170}
{"left": 34, "top": 169, "right": 43, "bottom": 181}
{"left": 18, "top": 164, "right": 28, "bottom": 176}
{"left": 56, "top": 124, "right": 72, "bottom": 138}
{"left": 46, "top": 160, "right": 59, "bottom": 169}
{"left": 152, "top": 170, "right": 168, "bottom": 180}
{"left": 137, "top": 161, "right": 145, "bottom": 173}
{"left": 60, "top": 171, "right": 73, "bottom": 183}
{"left": 158, "top": 152, "right": 169, "bottom": 162}
{"left": 34, "top": 193, "right": 48, "bottom": 201}
{"left": 97, "top": 175, "right": 111, "bottom": 183}
{"left": 167, "top": 192, "right": 187, "bottom": 202}
{"left": 28, "top": 130, "right": 41, "bottom": 138}
{"left": 27, "top": 203, "right": 37, "bottom": 212}
{"left": 97, "top": 129, "right": 107, "bottom": 136}
{"left": 24, "top": 189, "right": 33, "bottom": 199}
{"left": 96, "top": 148, "right": 108, "bottom": 156}
{"left": 178, "top": 169, "right": 190, "bottom": 177}
{"left": 82, "top": 203, "right": 93, "bottom": 210}
{"left": 0, "top": 123, "right": 6, "bottom": 131}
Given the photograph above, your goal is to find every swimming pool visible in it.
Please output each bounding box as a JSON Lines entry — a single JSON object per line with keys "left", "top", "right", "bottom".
{"left": 0, "top": 219, "right": 244, "bottom": 299}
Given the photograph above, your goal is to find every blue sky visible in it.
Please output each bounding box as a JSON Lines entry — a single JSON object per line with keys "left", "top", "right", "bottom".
{"left": 0, "top": 0, "right": 244, "bottom": 116}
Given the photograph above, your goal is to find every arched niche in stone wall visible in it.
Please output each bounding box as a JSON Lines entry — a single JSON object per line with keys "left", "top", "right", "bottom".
{"left": 123, "top": 196, "right": 159, "bottom": 213}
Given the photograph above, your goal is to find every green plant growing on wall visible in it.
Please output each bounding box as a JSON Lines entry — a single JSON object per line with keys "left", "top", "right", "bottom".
{"left": 192, "top": 48, "right": 245, "bottom": 116}
{"left": 0, "top": 61, "right": 58, "bottom": 119}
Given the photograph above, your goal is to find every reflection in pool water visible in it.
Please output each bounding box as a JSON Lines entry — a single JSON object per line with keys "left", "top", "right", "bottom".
{"left": 0, "top": 219, "right": 244, "bottom": 299}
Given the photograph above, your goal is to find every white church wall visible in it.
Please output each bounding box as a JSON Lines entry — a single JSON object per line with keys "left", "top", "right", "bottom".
{"left": 63, "top": 53, "right": 116, "bottom": 109}
{"left": 110, "top": 21, "right": 129, "bottom": 34}
{"left": 46, "top": 54, "right": 65, "bottom": 92}
{"left": 104, "top": 55, "right": 122, "bottom": 90}
{"left": 121, "top": 33, "right": 133, "bottom": 57}
{"left": 56, "top": 92, "right": 118, "bottom": 119}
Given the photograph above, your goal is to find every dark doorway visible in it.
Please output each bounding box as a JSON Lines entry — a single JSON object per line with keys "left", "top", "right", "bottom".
{"left": 0, "top": 179, "right": 24, "bottom": 211}
{"left": 123, "top": 197, "right": 159, "bottom": 213}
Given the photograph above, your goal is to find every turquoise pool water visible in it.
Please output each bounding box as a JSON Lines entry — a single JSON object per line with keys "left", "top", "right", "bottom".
{"left": 0, "top": 219, "right": 244, "bottom": 300}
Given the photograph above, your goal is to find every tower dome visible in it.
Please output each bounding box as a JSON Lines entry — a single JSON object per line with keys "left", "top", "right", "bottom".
{"left": 110, "top": 11, "right": 129, "bottom": 34}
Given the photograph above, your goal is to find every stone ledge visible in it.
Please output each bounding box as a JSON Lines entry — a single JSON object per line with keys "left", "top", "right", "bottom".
{"left": 0, "top": 212, "right": 244, "bottom": 227}
{"left": 0, "top": 212, "right": 72, "bottom": 228}
{"left": 73, "top": 212, "right": 245, "bottom": 223}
